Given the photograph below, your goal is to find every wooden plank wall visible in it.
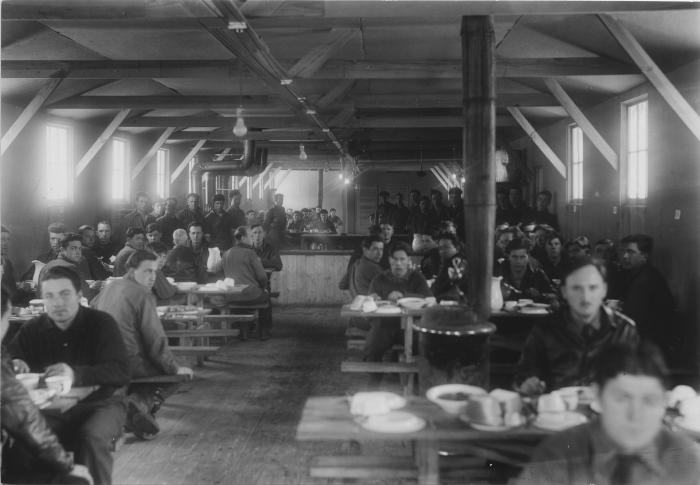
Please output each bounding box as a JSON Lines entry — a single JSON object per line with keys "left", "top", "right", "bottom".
{"left": 272, "top": 253, "right": 351, "bottom": 305}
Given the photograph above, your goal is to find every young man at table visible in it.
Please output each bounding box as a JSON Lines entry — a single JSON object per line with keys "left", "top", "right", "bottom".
{"left": 364, "top": 241, "right": 432, "bottom": 386}
{"left": 249, "top": 224, "right": 283, "bottom": 272}
{"left": 39, "top": 233, "right": 97, "bottom": 299}
{"left": 515, "top": 341, "right": 700, "bottom": 485}
{"left": 1, "top": 285, "right": 95, "bottom": 485}
{"left": 219, "top": 226, "right": 273, "bottom": 340}
{"left": 92, "top": 250, "right": 193, "bottom": 440}
{"left": 188, "top": 221, "right": 211, "bottom": 284}
{"left": 431, "top": 232, "right": 468, "bottom": 303}
{"left": 19, "top": 222, "right": 68, "bottom": 283}
{"left": 340, "top": 235, "right": 384, "bottom": 298}
{"left": 495, "top": 238, "right": 555, "bottom": 303}
{"left": 92, "top": 221, "right": 119, "bottom": 264}
{"left": 112, "top": 227, "right": 147, "bottom": 277}
{"left": 7, "top": 266, "right": 130, "bottom": 485}
{"left": 515, "top": 258, "right": 639, "bottom": 395}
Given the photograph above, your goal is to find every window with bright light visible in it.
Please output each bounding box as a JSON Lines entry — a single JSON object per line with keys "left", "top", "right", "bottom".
{"left": 46, "top": 124, "right": 71, "bottom": 202}
{"left": 569, "top": 125, "right": 583, "bottom": 202}
{"left": 111, "top": 138, "right": 129, "bottom": 200}
{"left": 624, "top": 99, "right": 648, "bottom": 200}
{"left": 156, "top": 148, "right": 169, "bottom": 198}
{"left": 188, "top": 157, "right": 196, "bottom": 193}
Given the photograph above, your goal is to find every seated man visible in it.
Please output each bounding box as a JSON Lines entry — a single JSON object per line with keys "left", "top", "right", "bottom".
{"left": 364, "top": 242, "right": 432, "bottom": 385}
{"left": 431, "top": 232, "right": 468, "bottom": 303}
{"left": 162, "top": 229, "right": 198, "bottom": 282}
{"left": 147, "top": 242, "right": 177, "bottom": 304}
{"left": 20, "top": 222, "right": 68, "bottom": 282}
{"left": 515, "top": 258, "right": 638, "bottom": 395}
{"left": 495, "top": 238, "right": 554, "bottom": 303}
{"left": 540, "top": 232, "right": 568, "bottom": 286}
{"left": 92, "top": 221, "right": 119, "bottom": 265}
{"left": 187, "top": 222, "right": 210, "bottom": 284}
{"left": 515, "top": 341, "right": 700, "bottom": 485}
{"left": 92, "top": 251, "right": 192, "bottom": 440}
{"left": 311, "top": 209, "right": 336, "bottom": 233}
{"left": 339, "top": 235, "right": 384, "bottom": 298}
{"left": 7, "top": 266, "right": 130, "bottom": 485}
{"left": 145, "top": 222, "right": 163, "bottom": 248}
{"left": 250, "top": 224, "right": 283, "bottom": 272}
{"left": 40, "top": 233, "right": 96, "bottom": 299}
{"left": 286, "top": 211, "right": 306, "bottom": 233}
{"left": 1, "top": 285, "right": 93, "bottom": 485}
{"left": 221, "top": 227, "right": 272, "bottom": 340}
{"left": 113, "top": 227, "right": 147, "bottom": 277}
{"left": 79, "top": 225, "right": 109, "bottom": 281}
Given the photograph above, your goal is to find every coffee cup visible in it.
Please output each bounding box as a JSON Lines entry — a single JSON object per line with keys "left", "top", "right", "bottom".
{"left": 45, "top": 375, "right": 72, "bottom": 395}
{"left": 504, "top": 300, "right": 518, "bottom": 311}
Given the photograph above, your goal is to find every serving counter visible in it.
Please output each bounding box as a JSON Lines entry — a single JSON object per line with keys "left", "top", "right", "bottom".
{"left": 272, "top": 250, "right": 353, "bottom": 305}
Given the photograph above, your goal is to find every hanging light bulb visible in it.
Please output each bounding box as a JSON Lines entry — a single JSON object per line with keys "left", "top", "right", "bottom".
{"left": 338, "top": 172, "right": 344, "bottom": 180}
{"left": 232, "top": 107, "right": 247, "bottom": 137}
{"left": 299, "top": 144, "right": 308, "bottom": 160}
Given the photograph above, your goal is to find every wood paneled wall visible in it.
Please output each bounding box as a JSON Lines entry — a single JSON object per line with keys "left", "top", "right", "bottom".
{"left": 271, "top": 253, "right": 351, "bottom": 305}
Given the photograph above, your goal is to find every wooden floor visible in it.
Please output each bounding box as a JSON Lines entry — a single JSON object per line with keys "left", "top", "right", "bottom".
{"left": 113, "top": 306, "right": 411, "bottom": 485}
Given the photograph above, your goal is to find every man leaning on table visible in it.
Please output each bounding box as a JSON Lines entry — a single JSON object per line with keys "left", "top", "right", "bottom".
{"left": 92, "top": 250, "right": 193, "bottom": 441}
{"left": 515, "top": 341, "right": 700, "bottom": 485}
{"left": 6, "top": 265, "right": 130, "bottom": 485}
{"left": 515, "top": 257, "right": 638, "bottom": 395}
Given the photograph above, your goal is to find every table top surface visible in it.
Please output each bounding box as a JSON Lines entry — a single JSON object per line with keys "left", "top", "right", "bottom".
{"left": 41, "top": 386, "right": 99, "bottom": 414}
{"left": 340, "top": 304, "right": 425, "bottom": 318}
{"left": 296, "top": 396, "right": 552, "bottom": 442}
{"left": 174, "top": 284, "right": 249, "bottom": 295}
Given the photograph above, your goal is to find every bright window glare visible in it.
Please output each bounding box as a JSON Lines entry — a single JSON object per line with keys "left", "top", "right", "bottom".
{"left": 112, "top": 139, "right": 127, "bottom": 200}
{"left": 626, "top": 100, "right": 648, "bottom": 200}
{"left": 46, "top": 125, "right": 70, "bottom": 200}
{"left": 570, "top": 125, "right": 583, "bottom": 201}
{"left": 156, "top": 148, "right": 168, "bottom": 198}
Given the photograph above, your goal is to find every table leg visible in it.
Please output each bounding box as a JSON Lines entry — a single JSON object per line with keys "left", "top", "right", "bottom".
{"left": 404, "top": 315, "right": 415, "bottom": 395}
{"left": 415, "top": 439, "right": 439, "bottom": 485}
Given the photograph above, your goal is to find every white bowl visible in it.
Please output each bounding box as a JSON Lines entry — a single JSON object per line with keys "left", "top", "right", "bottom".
{"left": 426, "top": 384, "right": 487, "bottom": 415}
{"left": 16, "top": 373, "right": 41, "bottom": 391}
{"left": 397, "top": 297, "right": 427, "bottom": 310}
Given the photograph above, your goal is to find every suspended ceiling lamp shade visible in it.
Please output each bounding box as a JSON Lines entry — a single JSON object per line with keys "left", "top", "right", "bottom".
{"left": 233, "top": 107, "right": 247, "bottom": 137}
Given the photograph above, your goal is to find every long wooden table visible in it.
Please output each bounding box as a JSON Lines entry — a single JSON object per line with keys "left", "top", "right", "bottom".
{"left": 41, "top": 386, "right": 99, "bottom": 414}
{"left": 296, "top": 395, "right": 550, "bottom": 485}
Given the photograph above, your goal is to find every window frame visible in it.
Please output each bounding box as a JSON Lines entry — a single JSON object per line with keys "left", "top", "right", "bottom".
{"left": 620, "top": 95, "right": 649, "bottom": 207}
{"left": 111, "top": 137, "right": 130, "bottom": 202}
{"left": 567, "top": 123, "right": 584, "bottom": 205}
{"left": 156, "top": 148, "right": 169, "bottom": 199}
{"left": 45, "top": 123, "right": 74, "bottom": 205}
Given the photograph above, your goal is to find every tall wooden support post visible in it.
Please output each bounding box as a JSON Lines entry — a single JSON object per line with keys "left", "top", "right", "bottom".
{"left": 462, "top": 16, "right": 496, "bottom": 322}
{"left": 317, "top": 169, "right": 324, "bottom": 208}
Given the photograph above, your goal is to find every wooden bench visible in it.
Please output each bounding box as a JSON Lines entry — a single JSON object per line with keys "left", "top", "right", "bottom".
{"left": 341, "top": 361, "right": 418, "bottom": 374}
{"left": 170, "top": 346, "right": 220, "bottom": 366}
{"left": 310, "top": 455, "right": 417, "bottom": 480}
{"left": 165, "top": 328, "right": 242, "bottom": 345}
{"left": 131, "top": 374, "right": 192, "bottom": 384}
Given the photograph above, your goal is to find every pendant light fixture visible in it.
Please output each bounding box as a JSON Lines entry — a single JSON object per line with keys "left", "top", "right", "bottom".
{"left": 233, "top": 71, "right": 247, "bottom": 138}
{"left": 299, "top": 144, "right": 308, "bottom": 160}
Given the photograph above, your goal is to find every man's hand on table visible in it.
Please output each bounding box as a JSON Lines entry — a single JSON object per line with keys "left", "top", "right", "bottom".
{"left": 518, "top": 376, "right": 546, "bottom": 396}
{"left": 44, "top": 363, "right": 75, "bottom": 385}
{"left": 176, "top": 366, "right": 194, "bottom": 379}
{"left": 387, "top": 291, "right": 404, "bottom": 303}
{"left": 12, "top": 359, "right": 30, "bottom": 374}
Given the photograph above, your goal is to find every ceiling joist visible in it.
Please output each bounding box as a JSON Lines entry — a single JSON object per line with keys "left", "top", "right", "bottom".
{"left": 75, "top": 108, "right": 131, "bottom": 176}
{"left": 507, "top": 107, "right": 566, "bottom": 178}
{"left": 287, "top": 28, "right": 357, "bottom": 78}
{"left": 170, "top": 139, "right": 206, "bottom": 183}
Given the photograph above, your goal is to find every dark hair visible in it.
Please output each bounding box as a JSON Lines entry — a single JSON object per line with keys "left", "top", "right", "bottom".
{"left": 330, "top": 208, "right": 337, "bottom": 212}
{"left": 537, "top": 190, "right": 552, "bottom": 201}
{"left": 409, "top": 189, "right": 420, "bottom": 196}
{"left": 78, "top": 225, "right": 94, "bottom": 234}
{"left": 562, "top": 256, "right": 607, "bottom": 284}
{"left": 1, "top": 284, "right": 10, "bottom": 317}
{"left": 233, "top": 226, "right": 248, "bottom": 241}
{"left": 594, "top": 238, "right": 618, "bottom": 263}
{"left": 40, "top": 265, "right": 81, "bottom": 293}
{"left": 437, "top": 220, "right": 457, "bottom": 237}
{"left": 430, "top": 189, "right": 442, "bottom": 197}
{"left": 436, "top": 232, "right": 461, "bottom": 249}
{"left": 249, "top": 223, "right": 263, "bottom": 231}
{"left": 368, "top": 224, "right": 381, "bottom": 236}
{"left": 148, "top": 242, "right": 169, "bottom": 255}
{"left": 146, "top": 223, "right": 162, "bottom": 234}
{"left": 362, "top": 235, "right": 383, "bottom": 249}
{"left": 166, "top": 197, "right": 178, "bottom": 204}
{"left": 593, "top": 341, "right": 668, "bottom": 390}
{"left": 505, "top": 238, "right": 529, "bottom": 254}
{"left": 96, "top": 220, "right": 111, "bottom": 228}
{"left": 620, "top": 234, "right": 653, "bottom": 256}
{"left": 126, "top": 227, "right": 145, "bottom": 239}
{"left": 185, "top": 193, "right": 200, "bottom": 202}
{"left": 320, "top": 209, "right": 328, "bottom": 215}
{"left": 134, "top": 191, "right": 149, "bottom": 201}
{"left": 545, "top": 232, "right": 563, "bottom": 246}
{"left": 47, "top": 222, "right": 68, "bottom": 234}
{"left": 212, "top": 194, "right": 226, "bottom": 204}
{"left": 230, "top": 190, "right": 241, "bottom": 198}
{"left": 60, "top": 233, "right": 83, "bottom": 249}
{"left": 187, "top": 221, "right": 203, "bottom": 232}
{"left": 125, "top": 249, "right": 158, "bottom": 269}
{"left": 389, "top": 241, "right": 411, "bottom": 258}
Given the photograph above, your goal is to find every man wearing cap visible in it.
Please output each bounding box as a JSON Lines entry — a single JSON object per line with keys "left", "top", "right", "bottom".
{"left": 533, "top": 190, "right": 559, "bottom": 231}
{"left": 446, "top": 187, "right": 465, "bottom": 240}
{"left": 376, "top": 191, "right": 396, "bottom": 227}
{"left": 263, "top": 193, "right": 287, "bottom": 249}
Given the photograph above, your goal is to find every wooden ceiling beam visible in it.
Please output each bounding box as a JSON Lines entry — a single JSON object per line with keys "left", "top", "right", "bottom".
{"left": 350, "top": 93, "right": 560, "bottom": 109}
{"left": 507, "top": 107, "right": 566, "bottom": 178}
{"left": 122, "top": 116, "right": 312, "bottom": 128}
{"left": 75, "top": 108, "right": 131, "bottom": 176}
{"left": 599, "top": 14, "right": 700, "bottom": 143}
{"left": 131, "top": 127, "right": 175, "bottom": 179}
{"left": 316, "top": 80, "right": 355, "bottom": 109}
{"left": 544, "top": 78, "right": 618, "bottom": 170}
{"left": 48, "top": 95, "right": 285, "bottom": 110}
{"left": 171, "top": 139, "right": 206, "bottom": 183}
{"left": 287, "top": 28, "right": 357, "bottom": 78}
{"left": 1, "top": 57, "right": 637, "bottom": 79}
{"left": 350, "top": 116, "right": 515, "bottom": 128}
{"left": 1, "top": 76, "right": 63, "bottom": 155}
{"left": 167, "top": 131, "right": 324, "bottom": 142}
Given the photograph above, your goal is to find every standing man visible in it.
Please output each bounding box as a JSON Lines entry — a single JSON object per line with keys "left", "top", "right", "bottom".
{"left": 249, "top": 224, "right": 283, "bottom": 272}
{"left": 93, "top": 221, "right": 118, "bottom": 264}
{"left": 7, "top": 265, "right": 130, "bottom": 485}
{"left": 507, "top": 186, "right": 534, "bottom": 226}
{"left": 156, "top": 198, "right": 180, "bottom": 249}
{"left": 533, "top": 190, "right": 560, "bottom": 231}
{"left": 121, "top": 192, "right": 155, "bottom": 241}
{"left": 376, "top": 191, "right": 396, "bottom": 227}
{"left": 113, "top": 227, "right": 147, "bottom": 277}
{"left": 392, "top": 193, "right": 410, "bottom": 234}
{"left": 78, "top": 226, "right": 108, "bottom": 281}
{"left": 188, "top": 222, "right": 210, "bottom": 284}
{"left": 264, "top": 192, "right": 287, "bottom": 249}
{"left": 204, "top": 194, "right": 235, "bottom": 251}
{"left": 92, "top": 250, "right": 193, "bottom": 440}
{"left": 618, "top": 234, "right": 677, "bottom": 359}
{"left": 378, "top": 223, "right": 396, "bottom": 270}
{"left": 446, "top": 187, "right": 465, "bottom": 241}
{"left": 227, "top": 189, "right": 247, "bottom": 231}
{"left": 176, "top": 193, "right": 204, "bottom": 229}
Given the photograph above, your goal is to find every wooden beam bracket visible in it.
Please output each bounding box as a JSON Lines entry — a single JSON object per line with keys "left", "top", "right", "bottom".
{"left": 75, "top": 109, "right": 131, "bottom": 176}
{"left": 507, "top": 107, "right": 566, "bottom": 178}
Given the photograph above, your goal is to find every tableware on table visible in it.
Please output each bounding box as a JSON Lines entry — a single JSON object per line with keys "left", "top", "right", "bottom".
{"left": 28, "top": 388, "right": 56, "bottom": 408}
{"left": 668, "top": 385, "right": 697, "bottom": 408}
{"left": 375, "top": 305, "right": 402, "bottom": 314}
{"left": 538, "top": 391, "right": 567, "bottom": 413}
{"left": 606, "top": 299, "right": 623, "bottom": 311}
{"left": 349, "top": 295, "right": 368, "bottom": 311}
{"left": 465, "top": 393, "right": 523, "bottom": 428}
{"left": 45, "top": 375, "right": 72, "bottom": 395}
{"left": 517, "top": 299, "right": 534, "bottom": 306}
{"left": 674, "top": 415, "right": 700, "bottom": 435}
{"left": 518, "top": 307, "right": 549, "bottom": 315}
{"left": 397, "top": 297, "right": 427, "bottom": 310}
{"left": 28, "top": 299, "right": 44, "bottom": 314}
{"left": 349, "top": 391, "right": 406, "bottom": 416}
{"left": 361, "top": 299, "right": 378, "bottom": 313}
{"left": 533, "top": 411, "right": 587, "bottom": 431}
{"left": 678, "top": 395, "right": 700, "bottom": 419}
{"left": 490, "top": 388, "right": 523, "bottom": 414}
{"left": 491, "top": 276, "right": 504, "bottom": 311}
{"left": 528, "top": 302, "right": 551, "bottom": 308}
{"left": 558, "top": 386, "right": 595, "bottom": 406}
{"left": 590, "top": 399, "right": 602, "bottom": 413}
{"left": 175, "top": 282, "right": 197, "bottom": 291}
{"left": 504, "top": 300, "right": 518, "bottom": 311}
{"left": 359, "top": 411, "right": 426, "bottom": 433}
{"left": 16, "top": 373, "right": 41, "bottom": 390}
{"left": 426, "top": 384, "right": 487, "bottom": 415}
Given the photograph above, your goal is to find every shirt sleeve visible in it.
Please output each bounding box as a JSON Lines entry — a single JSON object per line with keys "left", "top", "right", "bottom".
{"left": 72, "top": 311, "right": 130, "bottom": 387}
{"left": 406, "top": 271, "right": 433, "bottom": 298}
{"left": 251, "top": 253, "right": 269, "bottom": 289}
{"left": 514, "top": 324, "right": 548, "bottom": 387}
{"left": 137, "top": 296, "right": 180, "bottom": 375}
{"left": 152, "top": 270, "right": 177, "bottom": 300}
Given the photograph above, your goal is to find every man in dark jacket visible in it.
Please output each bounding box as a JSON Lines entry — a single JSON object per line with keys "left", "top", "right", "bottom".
{"left": 1, "top": 285, "right": 93, "bottom": 485}
{"left": 515, "top": 258, "right": 638, "bottom": 395}
{"left": 7, "top": 266, "right": 130, "bottom": 485}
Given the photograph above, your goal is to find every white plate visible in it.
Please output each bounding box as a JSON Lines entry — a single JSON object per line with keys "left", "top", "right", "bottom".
{"left": 360, "top": 411, "right": 426, "bottom": 433}
{"left": 519, "top": 307, "right": 549, "bottom": 315}
{"left": 467, "top": 420, "right": 521, "bottom": 432}
{"left": 375, "top": 305, "right": 402, "bottom": 314}
{"left": 397, "top": 297, "right": 427, "bottom": 310}
{"left": 532, "top": 411, "right": 587, "bottom": 431}
{"left": 197, "top": 286, "right": 226, "bottom": 293}
{"left": 28, "top": 388, "right": 56, "bottom": 407}
{"left": 675, "top": 416, "right": 700, "bottom": 434}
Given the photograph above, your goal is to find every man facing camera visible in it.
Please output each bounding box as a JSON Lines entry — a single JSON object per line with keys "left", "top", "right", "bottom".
{"left": 7, "top": 266, "right": 130, "bottom": 485}
{"left": 515, "top": 258, "right": 638, "bottom": 395}
{"left": 515, "top": 341, "right": 700, "bottom": 485}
